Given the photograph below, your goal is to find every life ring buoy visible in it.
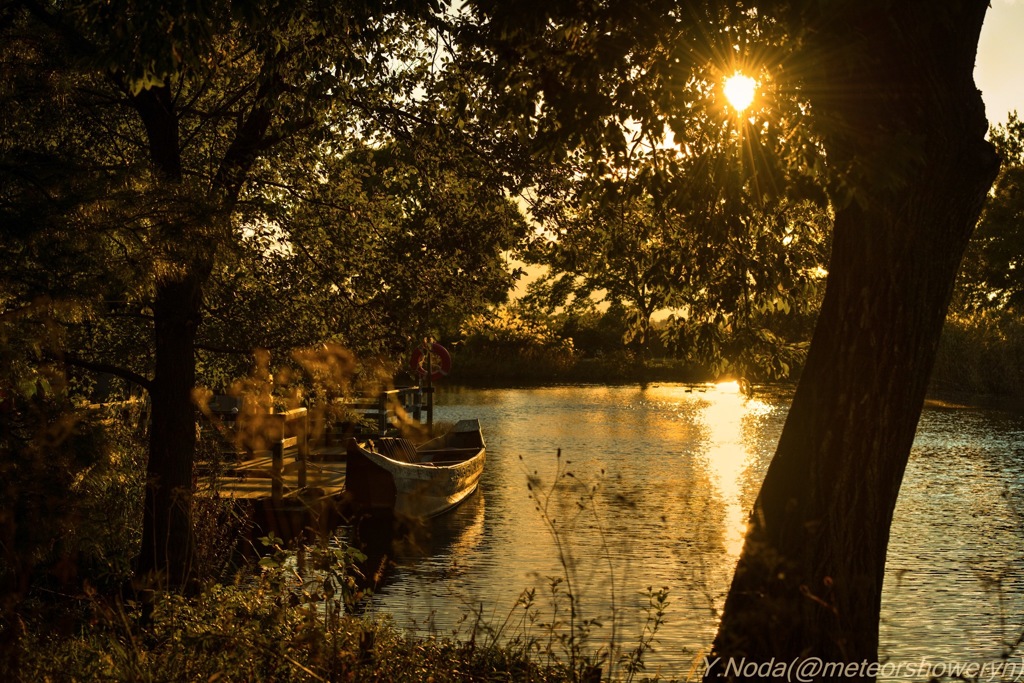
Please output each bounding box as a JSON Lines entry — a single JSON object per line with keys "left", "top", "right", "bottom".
{"left": 410, "top": 342, "right": 452, "bottom": 382}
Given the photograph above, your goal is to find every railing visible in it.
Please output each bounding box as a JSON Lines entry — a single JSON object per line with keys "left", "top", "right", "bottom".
{"left": 339, "top": 386, "right": 433, "bottom": 436}
{"left": 269, "top": 407, "right": 308, "bottom": 502}
{"left": 199, "top": 386, "right": 434, "bottom": 480}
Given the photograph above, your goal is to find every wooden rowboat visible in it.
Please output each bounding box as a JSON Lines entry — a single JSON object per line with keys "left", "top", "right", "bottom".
{"left": 345, "top": 419, "right": 485, "bottom": 518}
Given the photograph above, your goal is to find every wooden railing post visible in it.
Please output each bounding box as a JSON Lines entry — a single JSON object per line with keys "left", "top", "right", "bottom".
{"left": 427, "top": 386, "right": 433, "bottom": 431}
{"left": 271, "top": 414, "right": 284, "bottom": 504}
{"left": 377, "top": 392, "right": 387, "bottom": 435}
{"left": 297, "top": 409, "right": 308, "bottom": 489}
{"left": 269, "top": 408, "right": 307, "bottom": 501}
{"left": 426, "top": 348, "right": 433, "bottom": 431}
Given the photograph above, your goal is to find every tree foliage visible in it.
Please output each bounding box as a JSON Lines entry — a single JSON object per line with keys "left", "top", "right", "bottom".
{"left": 522, "top": 98, "right": 830, "bottom": 378}
{"left": 0, "top": 0, "right": 528, "bottom": 590}
{"left": 957, "top": 112, "right": 1024, "bottom": 311}
{"left": 1, "top": 1, "right": 1008, "bottom": 678}
{"left": 455, "top": 0, "right": 1003, "bottom": 674}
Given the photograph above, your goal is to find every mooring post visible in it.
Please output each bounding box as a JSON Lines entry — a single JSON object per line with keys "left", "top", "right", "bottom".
{"left": 412, "top": 386, "right": 422, "bottom": 421}
{"left": 377, "top": 391, "right": 387, "bottom": 435}
{"left": 426, "top": 340, "right": 434, "bottom": 431}
{"left": 427, "top": 386, "right": 433, "bottom": 430}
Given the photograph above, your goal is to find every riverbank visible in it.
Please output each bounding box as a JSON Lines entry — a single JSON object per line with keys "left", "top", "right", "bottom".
{"left": 2, "top": 555, "right": 669, "bottom": 683}
{"left": 931, "top": 311, "right": 1024, "bottom": 400}
{"left": 4, "top": 591, "right": 568, "bottom": 682}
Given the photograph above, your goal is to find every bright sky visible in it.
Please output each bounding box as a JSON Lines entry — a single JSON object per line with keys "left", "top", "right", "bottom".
{"left": 976, "top": 0, "right": 1024, "bottom": 125}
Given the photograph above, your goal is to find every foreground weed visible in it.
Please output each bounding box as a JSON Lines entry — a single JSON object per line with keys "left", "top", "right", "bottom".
{"left": 3, "top": 534, "right": 581, "bottom": 683}
{"left": 519, "top": 449, "right": 672, "bottom": 683}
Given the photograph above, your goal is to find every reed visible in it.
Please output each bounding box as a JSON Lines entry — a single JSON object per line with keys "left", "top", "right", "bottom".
{"left": 513, "top": 449, "right": 672, "bottom": 683}
{"left": 3, "top": 536, "right": 575, "bottom": 683}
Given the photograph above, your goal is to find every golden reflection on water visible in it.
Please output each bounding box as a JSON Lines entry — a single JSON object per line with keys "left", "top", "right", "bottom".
{"left": 701, "top": 382, "right": 775, "bottom": 559}
{"left": 376, "top": 383, "right": 791, "bottom": 661}
{"left": 702, "top": 382, "right": 755, "bottom": 558}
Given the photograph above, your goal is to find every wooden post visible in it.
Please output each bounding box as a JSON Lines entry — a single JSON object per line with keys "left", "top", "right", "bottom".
{"left": 426, "top": 350, "right": 434, "bottom": 431}
{"left": 297, "top": 409, "right": 308, "bottom": 489}
{"left": 412, "top": 387, "right": 422, "bottom": 422}
{"left": 271, "top": 414, "right": 283, "bottom": 504}
{"left": 429, "top": 388, "right": 434, "bottom": 428}
{"left": 270, "top": 408, "right": 307, "bottom": 501}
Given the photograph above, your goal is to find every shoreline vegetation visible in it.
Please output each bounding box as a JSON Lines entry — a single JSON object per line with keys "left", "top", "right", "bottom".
{"left": 445, "top": 312, "right": 1024, "bottom": 405}
{"left": 3, "top": 304, "right": 1021, "bottom": 683}
{"left": 931, "top": 312, "right": 1024, "bottom": 401}
{"left": 4, "top": 578, "right": 587, "bottom": 683}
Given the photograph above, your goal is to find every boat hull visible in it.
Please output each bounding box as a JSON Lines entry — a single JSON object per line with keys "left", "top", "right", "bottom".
{"left": 345, "top": 419, "right": 485, "bottom": 518}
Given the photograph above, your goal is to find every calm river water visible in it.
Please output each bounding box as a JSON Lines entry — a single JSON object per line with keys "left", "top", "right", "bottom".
{"left": 365, "top": 384, "right": 1024, "bottom": 679}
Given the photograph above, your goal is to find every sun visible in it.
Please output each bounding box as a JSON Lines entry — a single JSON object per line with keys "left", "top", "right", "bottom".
{"left": 723, "top": 72, "right": 757, "bottom": 113}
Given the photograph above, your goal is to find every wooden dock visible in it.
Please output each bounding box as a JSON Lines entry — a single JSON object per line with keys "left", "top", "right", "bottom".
{"left": 195, "top": 426, "right": 352, "bottom": 540}
{"left": 195, "top": 387, "right": 436, "bottom": 539}
{"left": 197, "top": 444, "right": 348, "bottom": 501}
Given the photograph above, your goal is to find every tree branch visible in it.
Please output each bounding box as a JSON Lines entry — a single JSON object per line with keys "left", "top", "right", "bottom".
{"left": 209, "top": 59, "right": 287, "bottom": 209}
{"left": 61, "top": 353, "right": 153, "bottom": 392}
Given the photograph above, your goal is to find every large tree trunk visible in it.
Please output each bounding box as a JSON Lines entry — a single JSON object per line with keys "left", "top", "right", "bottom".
{"left": 708, "top": 2, "right": 999, "bottom": 679}
{"left": 138, "top": 275, "right": 201, "bottom": 587}
{"left": 131, "top": 84, "right": 200, "bottom": 588}
{"left": 131, "top": 76, "right": 278, "bottom": 588}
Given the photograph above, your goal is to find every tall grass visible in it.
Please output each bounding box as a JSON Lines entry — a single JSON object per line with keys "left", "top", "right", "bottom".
{"left": 3, "top": 533, "right": 578, "bottom": 683}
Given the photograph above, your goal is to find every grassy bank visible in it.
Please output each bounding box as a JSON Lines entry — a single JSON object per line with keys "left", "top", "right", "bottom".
{"left": 3, "top": 573, "right": 671, "bottom": 683}
{"left": 4, "top": 587, "right": 569, "bottom": 682}
{"left": 1, "top": 435, "right": 676, "bottom": 683}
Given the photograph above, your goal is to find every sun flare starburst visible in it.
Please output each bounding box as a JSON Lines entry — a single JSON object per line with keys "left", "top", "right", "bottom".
{"left": 723, "top": 73, "right": 757, "bottom": 113}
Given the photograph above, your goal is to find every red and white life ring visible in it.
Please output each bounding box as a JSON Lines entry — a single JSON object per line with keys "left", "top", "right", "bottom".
{"left": 410, "top": 342, "right": 452, "bottom": 382}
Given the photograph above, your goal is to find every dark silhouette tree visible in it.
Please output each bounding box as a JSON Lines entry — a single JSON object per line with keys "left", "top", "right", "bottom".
{"left": 707, "top": 2, "right": 1000, "bottom": 678}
